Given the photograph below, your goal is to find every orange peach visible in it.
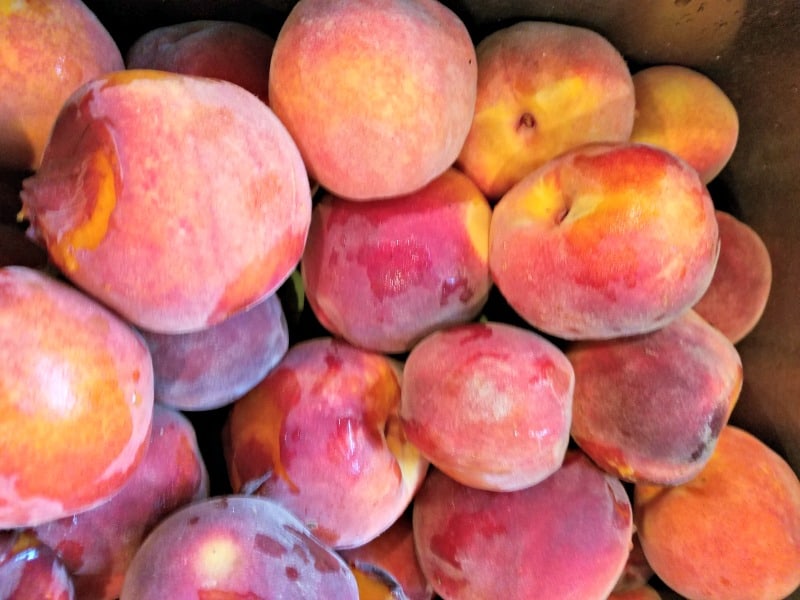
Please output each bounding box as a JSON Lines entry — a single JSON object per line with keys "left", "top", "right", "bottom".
{"left": 126, "top": 20, "right": 274, "bottom": 105}
{"left": 0, "top": 0, "right": 123, "bottom": 171}
{"left": 20, "top": 69, "right": 311, "bottom": 334}
{"left": 301, "top": 168, "right": 492, "bottom": 354}
{"left": 223, "top": 337, "right": 428, "bottom": 549}
{"left": 0, "top": 266, "right": 154, "bottom": 528}
{"left": 693, "top": 210, "right": 773, "bottom": 343}
{"left": 489, "top": 142, "right": 720, "bottom": 340}
{"left": 400, "top": 321, "right": 574, "bottom": 491}
{"left": 268, "top": 0, "right": 477, "bottom": 200}
{"left": 635, "top": 425, "right": 800, "bottom": 600}
{"left": 567, "top": 309, "right": 743, "bottom": 485}
{"left": 631, "top": 65, "right": 739, "bottom": 183}
{"left": 456, "top": 20, "right": 635, "bottom": 199}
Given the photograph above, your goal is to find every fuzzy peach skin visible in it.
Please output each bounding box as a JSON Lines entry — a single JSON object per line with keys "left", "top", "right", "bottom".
{"left": 692, "top": 210, "right": 773, "bottom": 344}
{"left": 0, "top": 530, "right": 75, "bottom": 599}
{"left": 489, "top": 142, "right": 720, "bottom": 340}
{"left": 32, "top": 404, "right": 209, "bottom": 600}
{"left": 19, "top": 69, "right": 311, "bottom": 334}
{"left": 0, "top": 266, "right": 154, "bottom": 528}
{"left": 223, "top": 337, "right": 429, "bottom": 549}
{"left": 634, "top": 425, "right": 800, "bottom": 600}
{"left": 139, "top": 292, "right": 289, "bottom": 411}
{"left": 412, "top": 452, "right": 633, "bottom": 600}
{"left": 0, "top": 0, "right": 124, "bottom": 171}
{"left": 126, "top": 20, "right": 274, "bottom": 105}
{"left": 302, "top": 168, "right": 492, "bottom": 354}
{"left": 268, "top": 0, "right": 477, "bottom": 200}
{"left": 457, "top": 21, "right": 636, "bottom": 199}
{"left": 400, "top": 321, "right": 574, "bottom": 491}
{"left": 630, "top": 65, "right": 739, "bottom": 184}
{"left": 567, "top": 309, "right": 743, "bottom": 485}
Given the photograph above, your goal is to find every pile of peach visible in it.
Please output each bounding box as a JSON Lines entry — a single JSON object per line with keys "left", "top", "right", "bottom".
{"left": 0, "top": 0, "right": 797, "bottom": 599}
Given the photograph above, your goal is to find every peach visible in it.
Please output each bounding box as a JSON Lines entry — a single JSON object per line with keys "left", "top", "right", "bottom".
{"left": 338, "top": 512, "right": 435, "bottom": 600}
{"left": 692, "top": 210, "right": 773, "bottom": 343}
{"left": 457, "top": 21, "right": 636, "bottom": 199}
{"left": 301, "top": 168, "right": 493, "bottom": 354}
{"left": 19, "top": 69, "right": 311, "bottom": 334}
{"left": 0, "top": 530, "right": 75, "bottom": 599}
{"left": 223, "top": 337, "right": 428, "bottom": 549}
{"left": 489, "top": 142, "right": 720, "bottom": 340}
{"left": 268, "top": 0, "right": 477, "bottom": 200}
{"left": 119, "top": 496, "right": 359, "bottom": 599}
{"left": 31, "top": 404, "right": 209, "bottom": 600}
{"left": 634, "top": 425, "right": 800, "bottom": 600}
{"left": 400, "top": 321, "right": 574, "bottom": 491}
{"left": 139, "top": 292, "right": 289, "bottom": 411}
{"left": 567, "top": 309, "right": 743, "bottom": 485}
{"left": 612, "top": 531, "right": 655, "bottom": 594}
{"left": 630, "top": 65, "right": 739, "bottom": 183}
{"left": 0, "top": 266, "right": 154, "bottom": 528}
{"left": 0, "top": 0, "right": 123, "bottom": 171}
{"left": 126, "top": 20, "right": 274, "bottom": 105}
{"left": 412, "top": 452, "right": 633, "bottom": 599}
{"left": 608, "top": 585, "right": 662, "bottom": 600}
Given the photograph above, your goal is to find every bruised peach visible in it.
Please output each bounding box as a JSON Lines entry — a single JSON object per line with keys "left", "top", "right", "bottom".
{"left": 0, "top": 266, "right": 154, "bottom": 528}
{"left": 489, "top": 142, "right": 720, "bottom": 340}
{"left": 224, "top": 337, "right": 428, "bottom": 549}
{"left": 400, "top": 321, "right": 574, "bottom": 491}
{"left": 631, "top": 65, "right": 739, "bottom": 183}
{"left": 0, "top": 0, "right": 124, "bottom": 171}
{"left": 269, "top": 0, "right": 477, "bottom": 200}
{"left": 20, "top": 69, "right": 311, "bottom": 333}
{"left": 413, "top": 452, "right": 633, "bottom": 599}
{"left": 302, "top": 168, "right": 492, "bottom": 354}
{"left": 457, "top": 21, "right": 636, "bottom": 199}
{"left": 692, "top": 210, "right": 773, "bottom": 344}
{"left": 126, "top": 20, "right": 274, "bottom": 105}
{"left": 635, "top": 425, "right": 800, "bottom": 600}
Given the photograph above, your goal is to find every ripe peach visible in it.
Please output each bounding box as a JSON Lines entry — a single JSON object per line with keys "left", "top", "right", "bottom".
{"left": 413, "top": 452, "right": 633, "bottom": 599}
{"left": 630, "top": 65, "right": 739, "bottom": 184}
{"left": 119, "top": 496, "right": 359, "bottom": 599}
{"left": 457, "top": 21, "right": 636, "bottom": 199}
{"left": 693, "top": 210, "right": 773, "bottom": 343}
{"left": 139, "top": 292, "right": 289, "bottom": 411}
{"left": 489, "top": 142, "right": 720, "bottom": 340}
{"left": 223, "top": 337, "right": 428, "bottom": 549}
{"left": 608, "top": 585, "right": 662, "bottom": 600}
{"left": 612, "top": 531, "right": 655, "bottom": 594}
{"left": 0, "top": 530, "right": 75, "bottom": 599}
{"left": 635, "top": 425, "right": 800, "bottom": 600}
{"left": 302, "top": 168, "right": 493, "bottom": 354}
{"left": 567, "top": 309, "right": 743, "bottom": 485}
{"left": 126, "top": 20, "right": 274, "bottom": 105}
{"left": 400, "top": 321, "right": 574, "bottom": 491}
{"left": 0, "top": 0, "right": 124, "bottom": 171}
{"left": 0, "top": 266, "right": 154, "bottom": 528}
{"left": 20, "top": 69, "right": 311, "bottom": 334}
{"left": 31, "top": 404, "right": 208, "bottom": 600}
{"left": 268, "top": 0, "right": 477, "bottom": 200}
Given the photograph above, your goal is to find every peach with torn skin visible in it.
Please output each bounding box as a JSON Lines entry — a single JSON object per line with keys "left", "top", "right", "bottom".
{"left": 32, "top": 404, "right": 209, "bottom": 600}
{"left": 692, "top": 210, "right": 772, "bottom": 344}
{"left": 489, "top": 142, "right": 720, "bottom": 340}
{"left": 119, "top": 496, "right": 359, "bottom": 599}
{"left": 457, "top": 21, "right": 635, "bottom": 200}
{"left": 126, "top": 20, "right": 275, "bottom": 105}
{"left": 568, "top": 309, "right": 742, "bottom": 485}
{"left": 0, "top": 266, "right": 154, "bottom": 528}
{"left": 269, "top": 0, "right": 477, "bottom": 200}
{"left": 223, "top": 337, "right": 428, "bottom": 549}
{"left": 302, "top": 168, "right": 492, "bottom": 354}
{"left": 20, "top": 69, "right": 311, "bottom": 334}
{"left": 0, "top": 0, "right": 124, "bottom": 171}
{"left": 412, "top": 452, "right": 633, "bottom": 600}
{"left": 400, "top": 321, "right": 574, "bottom": 491}
{"left": 635, "top": 425, "right": 800, "bottom": 600}
{"left": 631, "top": 65, "right": 739, "bottom": 184}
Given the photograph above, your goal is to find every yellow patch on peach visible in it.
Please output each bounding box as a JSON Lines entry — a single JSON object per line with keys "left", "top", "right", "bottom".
{"left": 195, "top": 535, "right": 240, "bottom": 585}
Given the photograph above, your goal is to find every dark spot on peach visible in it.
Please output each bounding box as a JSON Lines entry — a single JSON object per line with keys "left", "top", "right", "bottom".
{"left": 189, "top": 516, "right": 200, "bottom": 526}
{"left": 517, "top": 112, "right": 536, "bottom": 130}
{"left": 440, "top": 276, "right": 473, "bottom": 306}
{"left": 255, "top": 533, "right": 285, "bottom": 558}
{"left": 285, "top": 565, "right": 300, "bottom": 581}
{"left": 284, "top": 524, "right": 343, "bottom": 573}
